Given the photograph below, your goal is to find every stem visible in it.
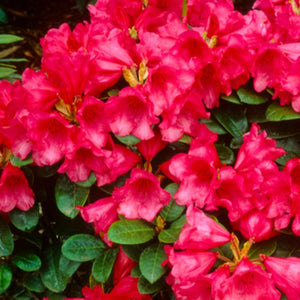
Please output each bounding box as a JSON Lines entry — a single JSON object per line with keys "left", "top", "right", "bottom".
{"left": 217, "top": 254, "right": 233, "bottom": 263}
{"left": 182, "top": 0, "right": 188, "bottom": 22}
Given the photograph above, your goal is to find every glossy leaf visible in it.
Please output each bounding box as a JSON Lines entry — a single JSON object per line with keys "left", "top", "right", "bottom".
{"left": 212, "top": 104, "right": 248, "bottom": 138}
{"left": 0, "top": 215, "right": 14, "bottom": 256}
{"left": 0, "top": 34, "right": 23, "bottom": 44}
{"left": 62, "top": 234, "right": 105, "bottom": 262}
{"left": 236, "top": 87, "right": 269, "bottom": 105}
{"left": 158, "top": 228, "right": 181, "bottom": 244}
{"left": 10, "top": 154, "right": 33, "bottom": 167}
{"left": 121, "top": 244, "right": 149, "bottom": 262}
{"left": 260, "top": 121, "right": 300, "bottom": 139}
{"left": 12, "top": 252, "right": 41, "bottom": 272}
{"left": 220, "top": 92, "right": 240, "bottom": 104}
{"left": 92, "top": 247, "right": 119, "bottom": 282}
{"left": 0, "top": 67, "right": 15, "bottom": 78}
{"left": 215, "top": 144, "right": 235, "bottom": 165}
{"left": 170, "top": 214, "right": 186, "bottom": 229}
{"left": 9, "top": 205, "right": 39, "bottom": 232}
{"left": 139, "top": 244, "right": 167, "bottom": 284}
{"left": 55, "top": 174, "right": 90, "bottom": 219}
{"left": 115, "top": 134, "right": 141, "bottom": 145}
{"left": 266, "top": 102, "right": 300, "bottom": 121}
{"left": 22, "top": 275, "right": 45, "bottom": 293}
{"left": 59, "top": 255, "right": 81, "bottom": 278}
{"left": 200, "top": 118, "right": 227, "bottom": 135}
{"left": 248, "top": 239, "right": 277, "bottom": 259}
{"left": 40, "top": 245, "right": 67, "bottom": 293}
{"left": 75, "top": 172, "right": 96, "bottom": 188}
{"left": 160, "top": 183, "right": 185, "bottom": 222}
{"left": 138, "top": 275, "right": 165, "bottom": 294}
{"left": 108, "top": 220, "right": 154, "bottom": 245}
{"left": 0, "top": 264, "right": 12, "bottom": 294}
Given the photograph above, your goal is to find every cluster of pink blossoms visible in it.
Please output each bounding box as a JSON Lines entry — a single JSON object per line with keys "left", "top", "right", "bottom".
{"left": 1, "top": 0, "right": 300, "bottom": 298}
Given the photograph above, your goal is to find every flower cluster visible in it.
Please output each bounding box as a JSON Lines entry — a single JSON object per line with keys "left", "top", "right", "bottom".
{"left": 1, "top": 0, "right": 300, "bottom": 299}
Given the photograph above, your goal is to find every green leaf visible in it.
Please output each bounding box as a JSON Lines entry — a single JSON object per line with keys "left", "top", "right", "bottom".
{"left": 10, "top": 154, "right": 33, "bottom": 167}
{"left": 276, "top": 135, "right": 300, "bottom": 154}
{"left": 9, "top": 205, "right": 39, "bottom": 232}
{"left": 0, "top": 58, "right": 27, "bottom": 62}
{"left": 178, "top": 134, "right": 192, "bottom": 144}
{"left": 108, "top": 220, "right": 154, "bottom": 245}
{"left": 115, "top": 134, "right": 141, "bottom": 145}
{"left": 158, "top": 228, "right": 181, "bottom": 244}
{"left": 220, "top": 92, "right": 240, "bottom": 104}
{"left": 170, "top": 214, "right": 186, "bottom": 229}
{"left": 215, "top": 144, "right": 235, "bottom": 165}
{"left": 0, "top": 67, "right": 16, "bottom": 78}
{"left": 40, "top": 245, "right": 67, "bottom": 293}
{"left": 246, "top": 104, "right": 269, "bottom": 123}
{"left": 160, "top": 183, "right": 185, "bottom": 222}
{"left": 200, "top": 118, "right": 227, "bottom": 135}
{"left": 92, "top": 247, "right": 119, "bottom": 282}
{"left": 248, "top": 239, "right": 277, "bottom": 259}
{"left": 260, "top": 121, "right": 300, "bottom": 139}
{"left": 0, "top": 264, "right": 12, "bottom": 294}
{"left": 75, "top": 172, "right": 96, "bottom": 187}
{"left": 62, "top": 234, "right": 105, "bottom": 262}
{"left": 139, "top": 244, "right": 167, "bottom": 284}
{"left": 0, "top": 8, "right": 8, "bottom": 24}
{"left": 59, "top": 255, "right": 81, "bottom": 278}
{"left": 236, "top": 87, "right": 269, "bottom": 105}
{"left": 121, "top": 244, "right": 149, "bottom": 262}
{"left": 0, "top": 215, "right": 14, "bottom": 256}
{"left": 12, "top": 252, "right": 41, "bottom": 271}
{"left": 266, "top": 102, "right": 300, "bottom": 121}
{"left": 138, "top": 275, "right": 165, "bottom": 294}
{"left": 212, "top": 104, "right": 248, "bottom": 138}
{"left": 22, "top": 275, "right": 45, "bottom": 293}
{"left": 0, "top": 34, "right": 23, "bottom": 44}
{"left": 131, "top": 265, "right": 141, "bottom": 278}
{"left": 55, "top": 174, "right": 90, "bottom": 218}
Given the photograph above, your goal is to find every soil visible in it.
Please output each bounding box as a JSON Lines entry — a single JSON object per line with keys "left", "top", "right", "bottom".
{"left": 0, "top": 0, "right": 90, "bottom": 71}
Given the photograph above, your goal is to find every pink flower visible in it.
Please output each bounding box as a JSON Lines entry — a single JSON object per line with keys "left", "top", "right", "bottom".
{"left": 161, "top": 124, "right": 221, "bottom": 209}
{"left": 113, "top": 168, "right": 170, "bottom": 222}
{"left": 232, "top": 211, "right": 279, "bottom": 242}
{"left": 0, "top": 163, "right": 34, "bottom": 212}
{"left": 175, "top": 206, "right": 231, "bottom": 251}
{"left": 26, "top": 112, "right": 76, "bottom": 166}
{"left": 234, "top": 123, "right": 286, "bottom": 173}
{"left": 76, "top": 96, "right": 110, "bottom": 149}
{"left": 136, "top": 128, "right": 167, "bottom": 161}
{"left": 166, "top": 246, "right": 217, "bottom": 281}
{"left": 214, "top": 256, "right": 281, "bottom": 300}
{"left": 261, "top": 255, "right": 300, "bottom": 300}
{"left": 106, "top": 87, "right": 159, "bottom": 140}
{"left": 78, "top": 197, "right": 118, "bottom": 234}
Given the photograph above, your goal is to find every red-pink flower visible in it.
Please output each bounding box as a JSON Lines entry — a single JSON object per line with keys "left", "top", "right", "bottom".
{"left": 175, "top": 206, "right": 231, "bottom": 251}
{"left": 105, "top": 87, "right": 159, "bottom": 140}
{"left": 214, "top": 256, "right": 281, "bottom": 300}
{"left": 0, "top": 163, "right": 34, "bottom": 212}
{"left": 113, "top": 168, "right": 170, "bottom": 222}
{"left": 78, "top": 197, "right": 118, "bottom": 235}
{"left": 261, "top": 255, "right": 300, "bottom": 300}
{"left": 136, "top": 128, "right": 167, "bottom": 161}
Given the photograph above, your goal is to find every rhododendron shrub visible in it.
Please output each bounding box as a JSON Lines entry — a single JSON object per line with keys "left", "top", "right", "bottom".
{"left": 1, "top": 0, "right": 300, "bottom": 299}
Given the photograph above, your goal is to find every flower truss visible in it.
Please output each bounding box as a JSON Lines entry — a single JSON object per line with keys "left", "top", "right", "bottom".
{"left": 0, "top": 0, "right": 300, "bottom": 299}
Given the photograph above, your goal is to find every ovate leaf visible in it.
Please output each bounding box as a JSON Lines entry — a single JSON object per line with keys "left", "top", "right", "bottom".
{"left": 248, "top": 239, "right": 277, "bottom": 259}
{"left": 0, "top": 34, "right": 23, "bottom": 44}
{"left": 236, "top": 86, "right": 269, "bottom": 105}
{"left": 62, "top": 234, "right": 105, "bottom": 262}
{"left": 92, "top": 247, "right": 119, "bottom": 282}
{"left": 40, "top": 245, "right": 67, "bottom": 293}
{"left": 0, "top": 215, "right": 14, "bottom": 256}
{"left": 266, "top": 102, "right": 300, "bottom": 121}
{"left": 0, "top": 264, "right": 12, "bottom": 294}
{"left": 9, "top": 205, "right": 39, "bottom": 232}
{"left": 139, "top": 244, "right": 167, "bottom": 284}
{"left": 158, "top": 228, "right": 181, "bottom": 244}
{"left": 138, "top": 275, "right": 165, "bottom": 294}
{"left": 12, "top": 252, "right": 41, "bottom": 271}
{"left": 108, "top": 220, "right": 154, "bottom": 245}
{"left": 55, "top": 174, "right": 90, "bottom": 219}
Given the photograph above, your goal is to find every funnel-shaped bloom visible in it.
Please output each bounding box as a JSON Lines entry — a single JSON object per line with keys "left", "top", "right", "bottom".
{"left": 113, "top": 168, "right": 170, "bottom": 222}
{"left": 0, "top": 163, "right": 34, "bottom": 212}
